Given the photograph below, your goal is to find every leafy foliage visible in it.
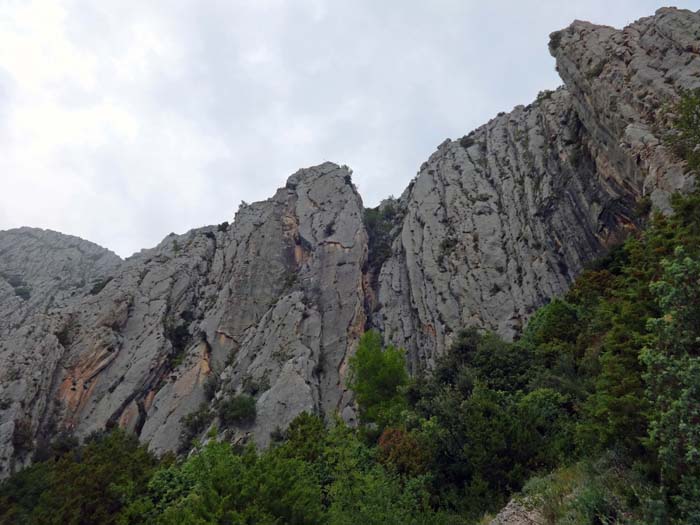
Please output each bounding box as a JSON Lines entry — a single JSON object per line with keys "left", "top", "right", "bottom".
{"left": 347, "top": 330, "right": 408, "bottom": 428}
{"left": 640, "top": 247, "right": 700, "bottom": 520}
{"left": 2, "top": 93, "right": 700, "bottom": 520}
{"left": 0, "top": 430, "right": 158, "bottom": 525}
{"left": 218, "top": 394, "right": 256, "bottom": 426}
{"left": 89, "top": 276, "right": 113, "bottom": 295}
{"left": 666, "top": 88, "right": 700, "bottom": 171}
{"left": 123, "top": 440, "right": 325, "bottom": 525}
{"left": 363, "top": 203, "right": 399, "bottom": 279}
{"left": 179, "top": 403, "right": 214, "bottom": 451}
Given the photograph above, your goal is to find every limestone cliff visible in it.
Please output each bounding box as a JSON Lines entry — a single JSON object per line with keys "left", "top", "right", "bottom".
{"left": 374, "top": 6, "right": 699, "bottom": 369}
{"left": 0, "top": 7, "right": 697, "bottom": 476}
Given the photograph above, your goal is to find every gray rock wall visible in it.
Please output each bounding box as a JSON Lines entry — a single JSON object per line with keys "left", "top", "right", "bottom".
{"left": 0, "top": 7, "right": 698, "bottom": 476}
{"left": 374, "top": 7, "right": 700, "bottom": 369}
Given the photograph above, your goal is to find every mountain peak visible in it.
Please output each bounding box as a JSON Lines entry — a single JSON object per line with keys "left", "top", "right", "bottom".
{"left": 0, "top": 6, "right": 698, "bottom": 476}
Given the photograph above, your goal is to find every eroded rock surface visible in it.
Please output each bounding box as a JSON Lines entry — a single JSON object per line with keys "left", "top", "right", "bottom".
{"left": 0, "top": 163, "right": 365, "bottom": 475}
{"left": 373, "top": 7, "right": 700, "bottom": 368}
{"left": 489, "top": 499, "right": 544, "bottom": 525}
{"left": 0, "top": 7, "right": 698, "bottom": 476}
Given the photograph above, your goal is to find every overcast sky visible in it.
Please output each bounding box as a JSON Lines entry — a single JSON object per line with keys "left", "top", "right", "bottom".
{"left": 1, "top": 1, "right": 698, "bottom": 257}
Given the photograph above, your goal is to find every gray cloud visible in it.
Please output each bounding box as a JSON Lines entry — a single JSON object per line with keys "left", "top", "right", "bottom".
{"left": 1, "top": 0, "right": 698, "bottom": 256}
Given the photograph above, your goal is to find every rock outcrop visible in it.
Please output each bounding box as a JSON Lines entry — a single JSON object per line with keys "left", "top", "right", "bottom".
{"left": 0, "top": 163, "right": 366, "bottom": 475}
{"left": 0, "top": 7, "right": 698, "bottom": 476}
{"left": 489, "top": 499, "right": 544, "bottom": 525}
{"left": 373, "top": 7, "right": 699, "bottom": 368}
{"left": 0, "top": 228, "right": 121, "bottom": 336}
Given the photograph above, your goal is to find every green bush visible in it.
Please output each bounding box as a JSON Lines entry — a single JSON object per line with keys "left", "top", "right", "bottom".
{"left": 666, "top": 88, "right": 700, "bottom": 171}
{"left": 13, "top": 287, "right": 30, "bottom": 300}
{"left": 202, "top": 374, "right": 219, "bottom": 401}
{"left": 179, "top": 403, "right": 214, "bottom": 451}
{"left": 218, "top": 394, "right": 256, "bottom": 426}
{"left": 1, "top": 430, "right": 157, "bottom": 525}
{"left": 347, "top": 330, "right": 408, "bottom": 428}
{"left": 363, "top": 204, "right": 399, "bottom": 280}
{"left": 164, "top": 323, "right": 190, "bottom": 369}
{"left": 11, "top": 419, "right": 33, "bottom": 453}
{"left": 89, "top": 277, "right": 113, "bottom": 295}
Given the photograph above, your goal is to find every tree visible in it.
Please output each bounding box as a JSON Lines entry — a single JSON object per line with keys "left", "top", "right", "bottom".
{"left": 666, "top": 88, "right": 700, "bottom": 171}
{"left": 2, "top": 430, "right": 159, "bottom": 525}
{"left": 218, "top": 394, "right": 256, "bottom": 426}
{"left": 126, "top": 440, "right": 324, "bottom": 525}
{"left": 347, "top": 330, "right": 408, "bottom": 428}
{"left": 641, "top": 247, "right": 700, "bottom": 521}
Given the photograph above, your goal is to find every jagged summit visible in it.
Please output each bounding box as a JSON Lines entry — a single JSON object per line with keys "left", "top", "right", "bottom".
{"left": 284, "top": 161, "right": 349, "bottom": 188}
{"left": 0, "top": 7, "right": 698, "bottom": 477}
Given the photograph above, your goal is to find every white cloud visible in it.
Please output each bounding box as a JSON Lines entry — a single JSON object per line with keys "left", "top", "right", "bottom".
{"left": 0, "top": 0, "right": 698, "bottom": 256}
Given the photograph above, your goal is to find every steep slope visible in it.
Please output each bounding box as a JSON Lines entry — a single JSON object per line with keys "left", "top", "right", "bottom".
{"left": 0, "top": 163, "right": 365, "bottom": 476}
{"left": 373, "top": 7, "right": 699, "bottom": 369}
{"left": 0, "top": 228, "right": 121, "bottom": 474}
{"left": 552, "top": 7, "right": 699, "bottom": 211}
{"left": 0, "top": 228, "right": 121, "bottom": 335}
{"left": 0, "top": 6, "right": 698, "bottom": 477}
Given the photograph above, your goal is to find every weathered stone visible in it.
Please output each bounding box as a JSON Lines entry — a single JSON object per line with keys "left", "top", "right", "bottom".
{"left": 374, "top": 7, "right": 699, "bottom": 369}
{"left": 489, "top": 498, "right": 544, "bottom": 525}
{"left": 0, "top": 7, "right": 698, "bottom": 477}
{"left": 550, "top": 7, "right": 700, "bottom": 212}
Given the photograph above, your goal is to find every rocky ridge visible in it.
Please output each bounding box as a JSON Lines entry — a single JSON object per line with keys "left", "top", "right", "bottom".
{"left": 374, "top": 7, "right": 699, "bottom": 368}
{"left": 0, "top": 7, "right": 698, "bottom": 476}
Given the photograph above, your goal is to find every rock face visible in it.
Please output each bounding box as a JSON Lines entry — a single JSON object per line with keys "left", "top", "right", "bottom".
{"left": 0, "top": 228, "right": 121, "bottom": 473}
{"left": 0, "top": 163, "right": 366, "bottom": 475}
{"left": 0, "top": 228, "right": 121, "bottom": 336}
{"left": 0, "top": 7, "right": 698, "bottom": 475}
{"left": 489, "top": 499, "right": 544, "bottom": 525}
{"left": 373, "top": 88, "right": 637, "bottom": 369}
{"left": 374, "top": 7, "right": 700, "bottom": 369}
{"left": 551, "top": 7, "right": 699, "bottom": 212}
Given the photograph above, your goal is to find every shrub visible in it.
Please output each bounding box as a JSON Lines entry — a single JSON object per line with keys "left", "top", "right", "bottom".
{"left": 437, "top": 236, "right": 458, "bottom": 267}
{"left": 347, "top": 330, "right": 408, "bottom": 428}
{"left": 203, "top": 374, "right": 220, "bottom": 401}
{"left": 11, "top": 418, "right": 33, "bottom": 453}
{"left": 32, "top": 432, "right": 79, "bottom": 462}
{"left": 241, "top": 374, "right": 270, "bottom": 396}
{"left": 219, "top": 394, "right": 256, "bottom": 425}
{"left": 55, "top": 324, "right": 72, "bottom": 347}
{"left": 666, "top": 88, "right": 700, "bottom": 171}
{"left": 587, "top": 59, "right": 608, "bottom": 79}
{"left": 89, "top": 277, "right": 113, "bottom": 295}
{"left": 276, "top": 412, "right": 327, "bottom": 463}
{"left": 519, "top": 299, "right": 579, "bottom": 348}
{"left": 536, "top": 89, "right": 553, "bottom": 102}
{"left": 549, "top": 31, "right": 562, "bottom": 50}
{"left": 459, "top": 135, "right": 475, "bottom": 148}
{"left": 377, "top": 427, "right": 430, "bottom": 477}
{"left": 164, "top": 323, "right": 190, "bottom": 368}
{"left": 180, "top": 403, "right": 214, "bottom": 451}
{"left": 13, "top": 287, "right": 30, "bottom": 300}
{"left": 363, "top": 204, "right": 399, "bottom": 280}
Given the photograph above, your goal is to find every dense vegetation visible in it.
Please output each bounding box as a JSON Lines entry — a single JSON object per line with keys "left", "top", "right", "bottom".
{"left": 363, "top": 201, "right": 400, "bottom": 279}
{"left": 1, "top": 91, "right": 699, "bottom": 524}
